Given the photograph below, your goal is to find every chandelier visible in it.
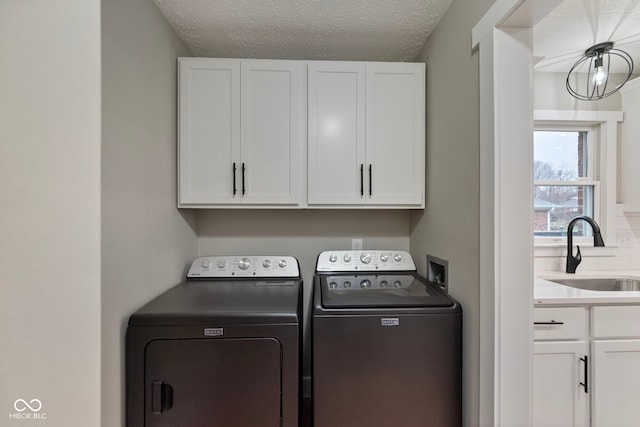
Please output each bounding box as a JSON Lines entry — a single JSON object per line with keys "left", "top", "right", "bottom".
{"left": 566, "top": 42, "right": 634, "bottom": 101}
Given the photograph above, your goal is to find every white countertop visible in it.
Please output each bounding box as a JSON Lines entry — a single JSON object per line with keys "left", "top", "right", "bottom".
{"left": 534, "top": 271, "right": 640, "bottom": 305}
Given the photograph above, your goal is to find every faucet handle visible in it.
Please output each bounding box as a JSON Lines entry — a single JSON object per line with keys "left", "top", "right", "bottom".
{"left": 575, "top": 245, "right": 582, "bottom": 263}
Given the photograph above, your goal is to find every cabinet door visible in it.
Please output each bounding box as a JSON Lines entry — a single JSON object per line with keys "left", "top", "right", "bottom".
{"left": 592, "top": 339, "right": 640, "bottom": 427}
{"left": 308, "top": 62, "right": 366, "bottom": 204}
{"left": 241, "top": 60, "right": 303, "bottom": 205}
{"left": 178, "top": 58, "right": 240, "bottom": 205}
{"left": 366, "top": 63, "right": 424, "bottom": 206}
{"left": 533, "top": 341, "right": 589, "bottom": 427}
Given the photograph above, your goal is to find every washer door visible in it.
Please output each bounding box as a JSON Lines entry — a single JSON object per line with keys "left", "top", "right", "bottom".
{"left": 145, "top": 338, "right": 282, "bottom": 427}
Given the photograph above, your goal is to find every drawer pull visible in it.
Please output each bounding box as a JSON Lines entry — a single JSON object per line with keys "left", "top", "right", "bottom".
{"left": 534, "top": 320, "right": 565, "bottom": 325}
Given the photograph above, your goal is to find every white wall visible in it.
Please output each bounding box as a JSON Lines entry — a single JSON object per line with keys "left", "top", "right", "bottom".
{"left": 101, "top": 0, "right": 197, "bottom": 425}
{"left": 0, "top": 1, "right": 101, "bottom": 425}
{"left": 197, "top": 209, "right": 411, "bottom": 391}
{"left": 410, "top": 0, "right": 497, "bottom": 425}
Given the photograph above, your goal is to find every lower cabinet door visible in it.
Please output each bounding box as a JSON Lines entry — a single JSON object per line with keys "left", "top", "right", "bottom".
{"left": 533, "top": 341, "right": 589, "bottom": 427}
{"left": 144, "top": 338, "right": 282, "bottom": 427}
{"left": 592, "top": 339, "right": 640, "bottom": 427}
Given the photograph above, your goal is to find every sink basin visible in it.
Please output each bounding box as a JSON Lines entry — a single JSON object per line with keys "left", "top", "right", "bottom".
{"left": 545, "top": 277, "right": 640, "bottom": 292}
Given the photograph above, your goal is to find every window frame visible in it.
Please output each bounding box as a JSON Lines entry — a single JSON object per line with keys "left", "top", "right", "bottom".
{"left": 533, "top": 126, "right": 599, "bottom": 240}
{"left": 533, "top": 110, "right": 622, "bottom": 249}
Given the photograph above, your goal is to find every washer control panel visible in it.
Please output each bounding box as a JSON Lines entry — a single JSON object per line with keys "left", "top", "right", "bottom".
{"left": 316, "top": 250, "right": 415, "bottom": 272}
{"left": 187, "top": 256, "right": 299, "bottom": 278}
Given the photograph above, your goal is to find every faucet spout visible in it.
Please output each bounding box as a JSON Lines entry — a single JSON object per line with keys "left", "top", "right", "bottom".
{"left": 566, "top": 216, "right": 605, "bottom": 274}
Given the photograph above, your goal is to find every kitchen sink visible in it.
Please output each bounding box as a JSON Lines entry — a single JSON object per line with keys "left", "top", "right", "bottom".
{"left": 545, "top": 277, "right": 640, "bottom": 291}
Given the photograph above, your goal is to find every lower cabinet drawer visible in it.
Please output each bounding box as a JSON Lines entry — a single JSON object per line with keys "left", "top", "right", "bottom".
{"left": 592, "top": 306, "right": 640, "bottom": 338}
{"left": 534, "top": 307, "right": 587, "bottom": 340}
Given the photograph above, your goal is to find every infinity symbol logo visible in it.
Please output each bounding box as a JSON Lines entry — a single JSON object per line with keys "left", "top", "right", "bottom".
{"left": 13, "top": 399, "right": 42, "bottom": 412}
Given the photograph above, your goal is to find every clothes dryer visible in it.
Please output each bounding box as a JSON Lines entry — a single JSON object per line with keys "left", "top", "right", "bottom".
{"left": 126, "top": 255, "right": 302, "bottom": 427}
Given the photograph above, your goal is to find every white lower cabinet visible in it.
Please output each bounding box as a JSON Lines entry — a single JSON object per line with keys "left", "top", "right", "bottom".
{"left": 533, "top": 307, "right": 588, "bottom": 427}
{"left": 591, "top": 339, "right": 640, "bottom": 427}
{"left": 534, "top": 305, "right": 640, "bottom": 427}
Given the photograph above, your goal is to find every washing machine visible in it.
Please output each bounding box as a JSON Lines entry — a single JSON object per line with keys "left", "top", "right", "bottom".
{"left": 312, "top": 250, "right": 462, "bottom": 427}
{"left": 126, "top": 255, "right": 302, "bottom": 427}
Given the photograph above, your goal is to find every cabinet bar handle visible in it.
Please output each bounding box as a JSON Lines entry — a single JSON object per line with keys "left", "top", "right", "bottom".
{"left": 580, "top": 355, "right": 589, "bottom": 393}
{"left": 368, "top": 164, "right": 372, "bottom": 196}
{"left": 242, "top": 163, "right": 246, "bottom": 195}
{"left": 232, "top": 162, "right": 237, "bottom": 195}
{"left": 360, "top": 164, "right": 364, "bottom": 196}
{"left": 533, "top": 320, "right": 564, "bottom": 325}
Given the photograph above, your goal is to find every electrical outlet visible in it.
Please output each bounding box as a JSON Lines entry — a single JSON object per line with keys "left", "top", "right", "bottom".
{"left": 352, "top": 239, "right": 363, "bottom": 250}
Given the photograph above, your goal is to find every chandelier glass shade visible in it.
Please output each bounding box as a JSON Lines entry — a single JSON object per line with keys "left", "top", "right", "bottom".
{"left": 566, "top": 42, "right": 634, "bottom": 101}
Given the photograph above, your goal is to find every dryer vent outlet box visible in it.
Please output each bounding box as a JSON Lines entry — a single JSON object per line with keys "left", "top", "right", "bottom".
{"left": 427, "top": 255, "right": 449, "bottom": 294}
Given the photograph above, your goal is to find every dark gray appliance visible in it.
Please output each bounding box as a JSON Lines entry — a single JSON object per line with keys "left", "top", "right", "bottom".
{"left": 312, "top": 250, "right": 462, "bottom": 427}
{"left": 126, "top": 256, "right": 302, "bottom": 427}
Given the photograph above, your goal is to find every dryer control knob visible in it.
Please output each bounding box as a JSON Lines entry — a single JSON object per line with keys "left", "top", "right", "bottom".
{"left": 278, "top": 259, "right": 287, "bottom": 268}
{"left": 217, "top": 259, "right": 227, "bottom": 269}
{"left": 329, "top": 281, "right": 337, "bottom": 289}
{"left": 360, "top": 279, "right": 372, "bottom": 288}
{"left": 380, "top": 253, "right": 389, "bottom": 262}
{"left": 263, "top": 259, "right": 272, "bottom": 268}
{"left": 329, "top": 254, "right": 338, "bottom": 262}
{"left": 201, "top": 259, "right": 212, "bottom": 269}
{"left": 344, "top": 281, "right": 352, "bottom": 288}
{"left": 238, "top": 258, "right": 251, "bottom": 270}
{"left": 343, "top": 253, "right": 352, "bottom": 262}
{"left": 394, "top": 253, "right": 403, "bottom": 262}
{"left": 360, "top": 253, "right": 372, "bottom": 264}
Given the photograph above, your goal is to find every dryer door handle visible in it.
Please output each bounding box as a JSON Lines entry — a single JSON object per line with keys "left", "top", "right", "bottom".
{"left": 151, "top": 380, "right": 174, "bottom": 414}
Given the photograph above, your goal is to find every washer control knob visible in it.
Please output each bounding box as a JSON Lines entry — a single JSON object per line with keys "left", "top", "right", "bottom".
{"left": 343, "top": 253, "right": 352, "bottom": 262}
{"left": 263, "top": 259, "right": 272, "bottom": 268}
{"left": 329, "top": 254, "right": 338, "bottom": 263}
{"left": 394, "top": 253, "right": 403, "bottom": 262}
{"left": 217, "top": 259, "right": 227, "bottom": 269}
{"left": 360, "top": 279, "right": 372, "bottom": 288}
{"left": 394, "top": 280, "right": 402, "bottom": 288}
{"left": 238, "top": 258, "right": 251, "bottom": 270}
{"left": 380, "top": 253, "right": 389, "bottom": 262}
{"left": 201, "top": 259, "right": 212, "bottom": 269}
{"left": 344, "top": 281, "right": 352, "bottom": 288}
{"left": 380, "top": 280, "right": 388, "bottom": 287}
{"left": 329, "top": 281, "right": 337, "bottom": 289}
{"left": 360, "top": 253, "right": 372, "bottom": 264}
{"left": 278, "top": 259, "right": 287, "bottom": 268}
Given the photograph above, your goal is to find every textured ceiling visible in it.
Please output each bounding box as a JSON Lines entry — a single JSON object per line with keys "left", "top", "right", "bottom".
{"left": 534, "top": 0, "right": 640, "bottom": 72}
{"left": 151, "top": 0, "right": 454, "bottom": 62}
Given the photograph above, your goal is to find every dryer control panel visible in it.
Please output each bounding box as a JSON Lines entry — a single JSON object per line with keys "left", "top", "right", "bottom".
{"left": 187, "top": 256, "right": 300, "bottom": 278}
{"left": 316, "top": 250, "right": 415, "bottom": 272}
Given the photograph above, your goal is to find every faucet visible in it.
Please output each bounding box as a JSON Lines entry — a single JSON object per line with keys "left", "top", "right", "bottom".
{"left": 566, "top": 216, "right": 605, "bottom": 273}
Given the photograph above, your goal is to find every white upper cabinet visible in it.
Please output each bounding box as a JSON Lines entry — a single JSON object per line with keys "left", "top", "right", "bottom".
{"left": 620, "top": 77, "right": 640, "bottom": 212}
{"left": 307, "top": 62, "right": 366, "bottom": 205}
{"left": 308, "top": 61, "right": 425, "bottom": 207}
{"left": 178, "top": 58, "right": 303, "bottom": 207}
{"left": 179, "top": 58, "right": 425, "bottom": 209}
{"left": 179, "top": 58, "right": 240, "bottom": 205}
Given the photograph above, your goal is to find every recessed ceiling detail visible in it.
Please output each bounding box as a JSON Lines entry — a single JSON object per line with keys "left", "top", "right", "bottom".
{"left": 151, "top": 0, "right": 454, "bottom": 61}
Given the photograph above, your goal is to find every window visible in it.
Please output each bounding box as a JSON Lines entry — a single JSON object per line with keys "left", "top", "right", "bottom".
{"left": 533, "top": 128, "right": 598, "bottom": 238}
{"left": 533, "top": 110, "right": 622, "bottom": 247}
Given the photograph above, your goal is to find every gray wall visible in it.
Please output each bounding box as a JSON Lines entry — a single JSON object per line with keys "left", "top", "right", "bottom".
{"left": 197, "top": 209, "right": 412, "bottom": 388}
{"left": 101, "top": 0, "right": 198, "bottom": 425}
{"left": 0, "top": 1, "right": 101, "bottom": 425}
{"left": 410, "top": 0, "right": 496, "bottom": 425}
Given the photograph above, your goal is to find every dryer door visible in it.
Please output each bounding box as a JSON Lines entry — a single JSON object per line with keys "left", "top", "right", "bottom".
{"left": 145, "top": 337, "right": 282, "bottom": 427}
